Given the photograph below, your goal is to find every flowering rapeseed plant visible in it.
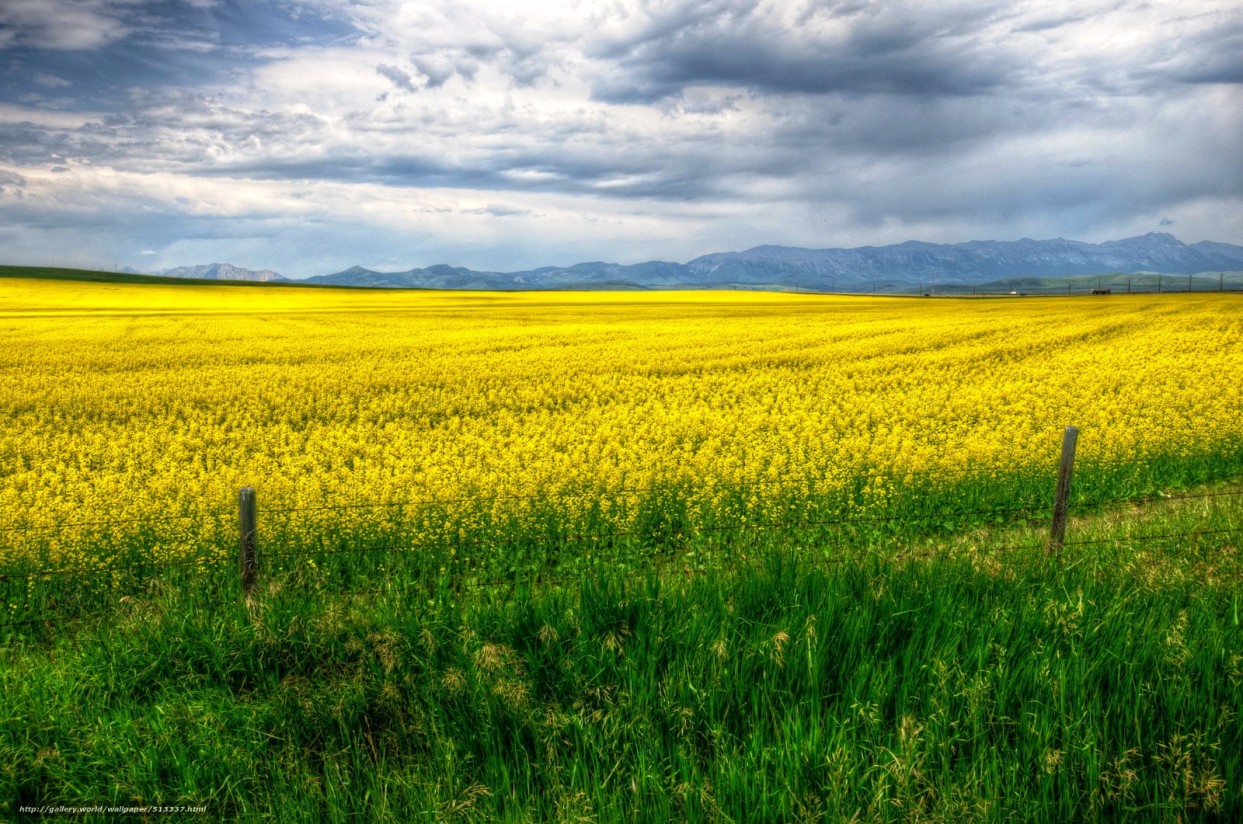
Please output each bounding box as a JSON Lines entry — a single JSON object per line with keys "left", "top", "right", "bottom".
{"left": 1, "top": 278, "right": 1239, "bottom": 569}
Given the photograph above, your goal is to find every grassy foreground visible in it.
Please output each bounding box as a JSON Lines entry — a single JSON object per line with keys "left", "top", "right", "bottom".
{"left": 3, "top": 485, "right": 1241, "bottom": 821}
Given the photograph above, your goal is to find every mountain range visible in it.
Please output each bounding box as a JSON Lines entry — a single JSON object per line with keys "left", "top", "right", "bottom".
{"left": 140, "top": 233, "right": 1243, "bottom": 292}
{"left": 129, "top": 262, "right": 288, "bottom": 282}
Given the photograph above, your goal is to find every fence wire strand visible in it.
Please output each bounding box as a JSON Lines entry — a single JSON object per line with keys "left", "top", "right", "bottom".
{"left": 2, "top": 474, "right": 1241, "bottom": 631}
{"left": 259, "top": 502, "right": 1045, "bottom": 562}
{"left": 2, "top": 553, "right": 230, "bottom": 582}
{"left": 0, "top": 510, "right": 231, "bottom": 536}
{"left": 259, "top": 467, "right": 1038, "bottom": 516}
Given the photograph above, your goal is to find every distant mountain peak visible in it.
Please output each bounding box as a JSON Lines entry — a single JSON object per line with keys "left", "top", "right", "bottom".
{"left": 1109, "top": 231, "right": 1180, "bottom": 244}
{"left": 158, "top": 262, "right": 286, "bottom": 282}
{"left": 175, "top": 233, "right": 1243, "bottom": 293}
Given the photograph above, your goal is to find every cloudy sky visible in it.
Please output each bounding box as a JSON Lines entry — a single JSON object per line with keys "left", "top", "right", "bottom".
{"left": 1, "top": 0, "right": 1240, "bottom": 277}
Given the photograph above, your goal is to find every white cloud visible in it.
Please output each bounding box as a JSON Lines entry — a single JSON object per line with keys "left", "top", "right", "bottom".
{"left": 32, "top": 73, "right": 72, "bottom": 88}
{"left": 0, "top": 0, "right": 1239, "bottom": 271}
{"left": 0, "top": 0, "right": 131, "bottom": 50}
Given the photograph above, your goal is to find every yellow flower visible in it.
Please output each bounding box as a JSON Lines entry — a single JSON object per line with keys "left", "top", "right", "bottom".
{"left": 0, "top": 278, "right": 1239, "bottom": 569}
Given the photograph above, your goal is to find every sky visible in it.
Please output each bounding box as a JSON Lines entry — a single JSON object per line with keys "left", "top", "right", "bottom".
{"left": 0, "top": 0, "right": 1240, "bottom": 278}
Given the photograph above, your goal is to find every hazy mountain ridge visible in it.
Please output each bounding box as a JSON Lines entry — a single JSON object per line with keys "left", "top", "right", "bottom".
{"left": 156, "top": 263, "right": 287, "bottom": 282}
{"left": 682, "top": 234, "right": 1243, "bottom": 289}
{"left": 155, "top": 234, "right": 1243, "bottom": 291}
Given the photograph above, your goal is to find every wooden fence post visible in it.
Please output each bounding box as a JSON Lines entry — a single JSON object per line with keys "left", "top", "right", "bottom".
{"left": 1049, "top": 426, "right": 1079, "bottom": 554}
{"left": 239, "top": 486, "right": 257, "bottom": 597}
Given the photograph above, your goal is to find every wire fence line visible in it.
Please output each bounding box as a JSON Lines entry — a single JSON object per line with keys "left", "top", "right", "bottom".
{"left": 1059, "top": 526, "right": 1243, "bottom": 548}
{"left": 0, "top": 462, "right": 1055, "bottom": 534}
{"left": 1, "top": 498, "right": 1047, "bottom": 583}
{"left": 3, "top": 465, "right": 1237, "bottom": 537}
{"left": 0, "top": 510, "right": 233, "bottom": 536}
{"left": 262, "top": 503, "right": 1047, "bottom": 560}
{"left": 0, "top": 555, "right": 229, "bottom": 581}
{"left": 1, "top": 486, "right": 1239, "bottom": 632}
{"left": 2, "top": 434, "right": 1240, "bottom": 631}
{"left": 0, "top": 503, "right": 1025, "bottom": 581}
{"left": 4, "top": 507, "right": 1008, "bottom": 581}
{"left": 8, "top": 485, "right": 1223, "bottom": 581}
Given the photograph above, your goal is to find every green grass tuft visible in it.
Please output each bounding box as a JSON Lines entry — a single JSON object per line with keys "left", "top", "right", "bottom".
{"left": 2, "top": 478, "right": 1241, "bottom": 821}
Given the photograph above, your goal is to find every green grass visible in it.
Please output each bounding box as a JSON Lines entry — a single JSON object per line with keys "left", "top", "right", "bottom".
{"left": 7, "top": 440, "right": 1243, "bottom": 626}
{"left": 0, "top": 264, "right": 255, "bottom": 287}
{"left": 0, "top": 265, "right": 357, "bottom": 290}
{"left": 2, "top": 473, "right": 1241, "bottom": 821}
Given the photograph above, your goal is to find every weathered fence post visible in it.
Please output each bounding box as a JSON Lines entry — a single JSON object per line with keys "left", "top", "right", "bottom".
{"left": 239, "top": 486, "right": 257, "bottom": 598}
{"left": 1048, "top": 426, "right": 1079, "bottom": 554}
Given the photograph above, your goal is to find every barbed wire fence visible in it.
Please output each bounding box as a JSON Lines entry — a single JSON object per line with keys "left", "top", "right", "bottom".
{"left": 2, "top": 426, "right": 1242, "bottom": 633}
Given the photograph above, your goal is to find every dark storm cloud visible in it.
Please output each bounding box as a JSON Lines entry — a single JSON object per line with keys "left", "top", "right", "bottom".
{"left": 0, "top": 1, "right": 354, "bottom": 110}
{"left": 590, "top": 0, "right": 1017, "bottom": 103}
{"left": 836, "top": 138, "right": 1243, "bottom": 231}
{"left": 1161, "top": 20, "right": 1243, "bottom": 86}
{"left": 202, "top": 143, "right": 729, "bottom": 201}
{"left": 0, "top": 0, "right": 1240, "bottom": 273}
{"left": 0, "top": 87, "right": 337, "bottom": 173}
{"left": 0, "top": 169, "right": 28, "bottom": 198}
{"left": 0, "top": 121, "right": 66, "bottom": 165}
{"left": 0, "top": 74, "right": 722, "bottom": 201}
{"left": 0, "top": 0, "right": 353, "bottom": 52}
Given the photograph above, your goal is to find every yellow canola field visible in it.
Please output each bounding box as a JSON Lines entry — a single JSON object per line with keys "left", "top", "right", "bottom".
{"left": 1, "top": 276, "right": 1241, "bottom": 568}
